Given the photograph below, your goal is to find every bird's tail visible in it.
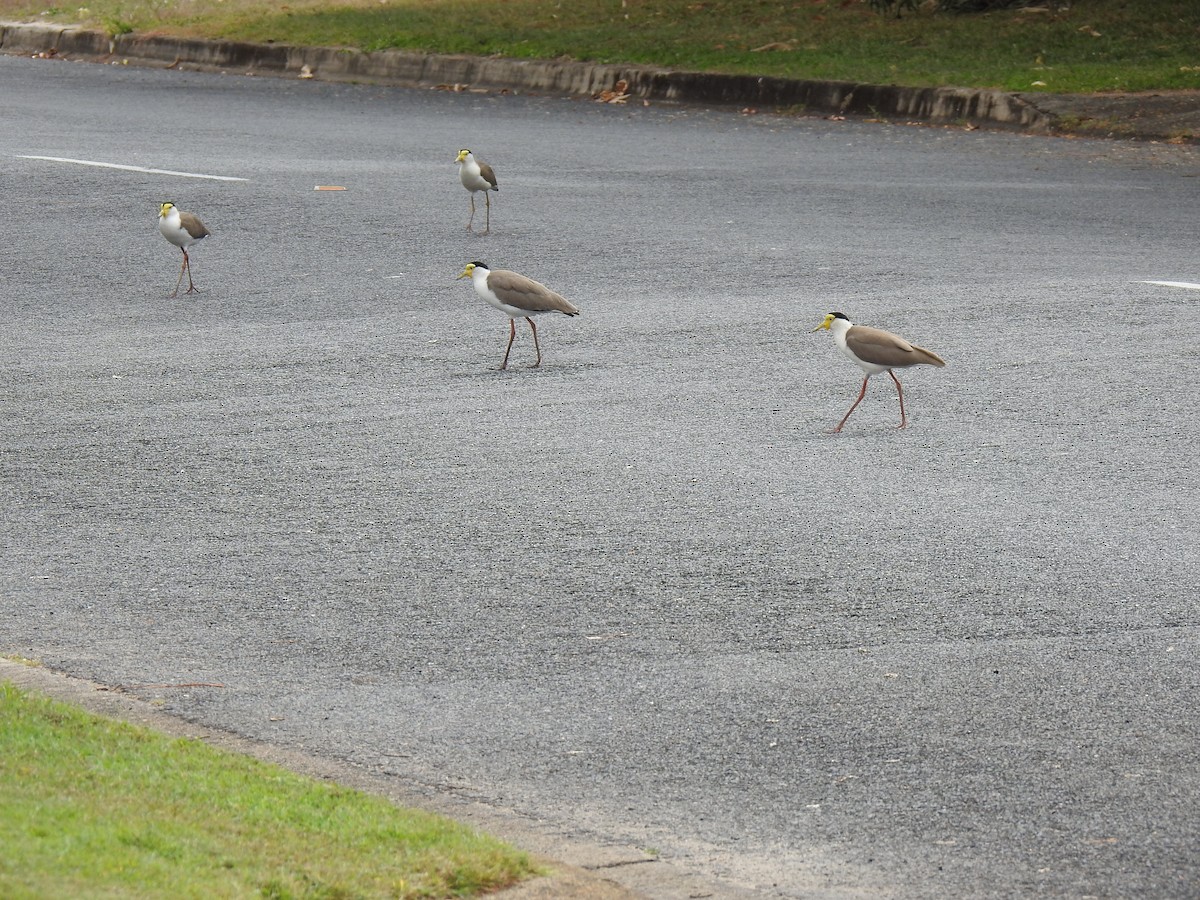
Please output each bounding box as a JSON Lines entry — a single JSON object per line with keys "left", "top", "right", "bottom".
{"left": 912, "top": 345, "right": 946, "bottom": 367}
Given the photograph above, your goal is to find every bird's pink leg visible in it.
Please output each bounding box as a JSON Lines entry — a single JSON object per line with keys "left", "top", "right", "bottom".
{"left": 527, "top": 317, "right": 541, "bottom": 367}
{"left": 183, "top": 249, "right": 200, "bottom": 295}
{"left": 467, "top": 194, "right": 476, "bottom": 231}
{"left": 483, "top": 191, "right": 491, "bottom": 235}
{"left": 499, "top": 318, "right": 516, "bottom": 370}
{"left": 170, "top": 250, "right": 187, "bottom": 298}
{"left": 889, "top": 370, "right": 907, "bottom": 428}
{"left": 833, "top": 377, "right": 870, "bottom": 433}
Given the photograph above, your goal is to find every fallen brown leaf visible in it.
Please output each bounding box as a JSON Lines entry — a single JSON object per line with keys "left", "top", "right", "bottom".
{"left": 594, "top": 79, "right": 631, "bottom": 104}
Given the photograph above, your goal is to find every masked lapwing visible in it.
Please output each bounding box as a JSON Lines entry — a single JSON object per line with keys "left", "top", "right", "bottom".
{"left": 158, "top": 202, "right": 209, "bottom": 297}
{"left": 455, "top": 149, "right": 498, "bottom": 233}
{"left": 457, "top": 262, "right": 579, "bottom": 369}
{"left": 812, "top": 312, "right": 946, "bottom": 432}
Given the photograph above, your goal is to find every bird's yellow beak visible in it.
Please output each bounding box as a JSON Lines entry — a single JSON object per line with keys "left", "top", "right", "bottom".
{"left": 811, "top": 313, "right": 834, "bottom": 333}
{"left": 455, "top": 150, "right": 469, "bottom": 162}
{"left": 456, "top": 264, "right": 475, "bottom": 280}
{"left": 158, "top": 202, "right": 173, "bottom": 217}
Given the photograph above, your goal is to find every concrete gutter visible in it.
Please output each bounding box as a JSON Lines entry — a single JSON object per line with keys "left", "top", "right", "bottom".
{"left": 1, "top": 20, "right": 1054, "bottom": 134}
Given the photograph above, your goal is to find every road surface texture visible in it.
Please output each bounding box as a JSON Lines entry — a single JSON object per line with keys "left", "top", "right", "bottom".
{"left": 2, "top": 53, "right": 1198, "bottom": 898}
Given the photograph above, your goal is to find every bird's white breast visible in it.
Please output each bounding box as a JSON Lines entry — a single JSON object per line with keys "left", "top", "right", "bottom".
{"left": 459, "top": 158, "right": 490, "bottom": 193}
{"left": 159, "top": 209, "right": 190, "bottom": 249}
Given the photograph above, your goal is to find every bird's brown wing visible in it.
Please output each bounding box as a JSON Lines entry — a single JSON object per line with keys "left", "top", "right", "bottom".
{"left": 489, "top": 270, "right": 580, "bottom": 316}
{"left": 846, "top": 325, "right": 945, "bottom": 368}
{"left": 179, "top": 212, "right": 210, "bottom": 240}
{"left": 478, "top": 161, "right": 499, "bottom": 190}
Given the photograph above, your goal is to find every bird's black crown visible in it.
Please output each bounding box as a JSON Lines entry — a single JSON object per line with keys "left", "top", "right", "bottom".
{"left": 831, "top": 311, "right": 849, "bottom": 321}
{"left": 469, "top": 260, "right": 489, "bottom": 269}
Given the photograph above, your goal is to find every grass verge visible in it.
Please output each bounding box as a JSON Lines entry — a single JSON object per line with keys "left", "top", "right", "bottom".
{"left": 1, "top": 0, "right": 1198, "bottom": 93}
{"left": 0, "top": 680, "right": 536, "bottom": 899}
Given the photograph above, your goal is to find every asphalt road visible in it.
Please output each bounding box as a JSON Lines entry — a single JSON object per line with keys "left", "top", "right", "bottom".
{"left": 2, "top": 53, "right": 1198, "bottom": 898}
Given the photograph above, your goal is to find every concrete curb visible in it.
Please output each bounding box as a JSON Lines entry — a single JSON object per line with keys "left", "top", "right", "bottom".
{"left": 1, "top": 20, "right": 1053, "bottom": 133}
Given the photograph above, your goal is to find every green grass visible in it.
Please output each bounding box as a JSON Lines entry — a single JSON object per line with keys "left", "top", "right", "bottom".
{"left": 0, "top": 681, "right": 536, "bottom": 899}
{"left": 2, "top": 0, "right": 1198, "bottom": 92}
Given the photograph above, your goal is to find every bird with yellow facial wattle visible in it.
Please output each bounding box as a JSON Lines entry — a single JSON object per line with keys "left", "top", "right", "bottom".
{"left": 812, "top": 312, "right": 946, "bottom": 432}
{"left": 455, "top": 149, "right": 498, "bottom": 234}
{"left": 456, "top": 262, "right": 580, "bottom": 370}
{"left": 157, "top": 201, "right": 210, "bottom": 297}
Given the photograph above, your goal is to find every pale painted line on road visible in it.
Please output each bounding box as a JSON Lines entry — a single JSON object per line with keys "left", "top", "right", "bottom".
{"left": 15, "top": 155, "right": 248, "bottom": 182}
{"left": 1139, "top": 280, "right": 1200, "bottom": 290}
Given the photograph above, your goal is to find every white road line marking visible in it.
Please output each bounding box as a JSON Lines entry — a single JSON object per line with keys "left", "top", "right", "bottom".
{"left": 15, "top": 155, "right": 248, "bottom": 182}
{"left": 1140, "top": 280, "right": 1200, "bottom": 290}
